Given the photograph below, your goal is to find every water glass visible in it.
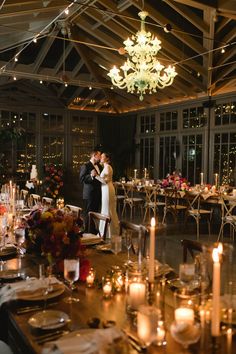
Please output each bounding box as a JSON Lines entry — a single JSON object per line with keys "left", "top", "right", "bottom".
{"left": 111, "top": 235, "right": 122, "bottom": 255}
{"left": 137, "top": 305, "right": 161, "bottom": 346}
{"left": 64, "top": 258, "right": 80, "bottom": 303}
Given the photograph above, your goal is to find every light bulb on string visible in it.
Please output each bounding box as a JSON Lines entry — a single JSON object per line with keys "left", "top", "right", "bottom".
{"left": 221, "top": 47, "right": 225, "bottom": 54}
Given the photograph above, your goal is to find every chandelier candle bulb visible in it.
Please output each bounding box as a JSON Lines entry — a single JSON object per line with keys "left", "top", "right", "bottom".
{"left": 175, "top": 308, "right": 194, "bottom": 325}
{"left": 148, "top": 217, "right": 156, "bottom": 283}
{"left": 200, "top": 172, "right": 204, "bottom": 185}
{"left": 211, "top": 247, "right": 221, "bottom": 337}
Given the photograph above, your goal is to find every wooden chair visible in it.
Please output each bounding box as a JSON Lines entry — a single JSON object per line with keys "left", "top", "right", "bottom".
{"left": 162, "top": 189, "right": 187, "bottom": 224}
{"left": 181, "top": 239, "right": 204, "bottom": 263}
{"left": 119, "top": 220, "right": 148, "bottom": 257}
{"left": 113, "top": 182, "right": 125, "bottom": 215}
{"left": 65, "top": 204, "right": 82, "bottom": 218}
{"left": 185, "top": 191, "right": 212, "bottom": 241}
{"left": 88, "top": 211, "right": 111, "bottom": 241}
{"left": 42, "top": 196, "right": 54, "bottom": 206}
{"left": 20, "top": 189, "right": 29, "bottom": 206}
{"left": 217, "top": 195, "right": 236, "bottom": 242}
{"left": 121, "top": 183, "right": 144, "bottom": 220}
{"left": 143, "top": 185, "right": 165, "bottom": 222}
{"left": 28, "top": 193, "right": 41, "bottom": 207}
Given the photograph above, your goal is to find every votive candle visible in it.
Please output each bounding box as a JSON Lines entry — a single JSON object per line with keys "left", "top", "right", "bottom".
{"left": 129, "top": 282, "right": 146, "bottom": 309}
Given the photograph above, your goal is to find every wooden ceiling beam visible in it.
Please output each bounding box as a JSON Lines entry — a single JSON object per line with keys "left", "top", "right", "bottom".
{"left": 164, "top": 0, "right": 209, "bottom": 33}
{"left": 203, "top": 8, "right": 215, "bottom": 93}
{"left": 215, "top": 17, "right": 231, "bottom": 34}
{"left": 172, "top": 0, "right": 216, "bottom": 11}
{"left": 130, "top": 0, "right": 206, "bottom": 54}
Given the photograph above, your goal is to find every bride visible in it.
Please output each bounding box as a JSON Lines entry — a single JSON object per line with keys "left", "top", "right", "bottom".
{"left": 96, "top": 152, "right": 119, "bottom": 237}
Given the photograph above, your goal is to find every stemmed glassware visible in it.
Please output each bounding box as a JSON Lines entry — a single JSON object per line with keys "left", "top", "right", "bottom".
{"left": 64, "top": 258, "right": 80, "bottom": 303}
{"left": 179, "top": 263, "right": 195, "bottom": 291}
{"left": 14, "top": 228, "right": 25, "bottom": 257}
{"left": 124, "top": 231, "right": 132, "bottom": 265}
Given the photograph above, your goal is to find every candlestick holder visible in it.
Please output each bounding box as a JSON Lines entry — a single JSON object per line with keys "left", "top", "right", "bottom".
{"left": 147, "top": 281, "right": 155, "bottom": 305}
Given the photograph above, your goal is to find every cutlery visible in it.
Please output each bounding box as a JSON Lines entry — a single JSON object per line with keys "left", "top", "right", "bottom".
{"left": 122, "top": 330, "right": 147, "bottom": 352}
{"left": 35, "top": 330, "right": 69, "bottom": 345}
{"left": 16, "top": 302, "right": 58, "bottom": 314}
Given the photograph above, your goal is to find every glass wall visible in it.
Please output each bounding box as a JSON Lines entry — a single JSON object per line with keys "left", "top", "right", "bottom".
{"left": 140, "top": 137, "right": 155, "bottom": 178}
{"left": 159, "top": 136, "right": 178, "bottom": 178}
{"left": 182, "top": 134, "right": 203, "bottom": 185}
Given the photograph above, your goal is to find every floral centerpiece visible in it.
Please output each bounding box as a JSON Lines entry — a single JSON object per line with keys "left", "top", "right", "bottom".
{"left": 161, "top": 171, "right": 190, "bottom": 191}
{"left": 0, "top": 204, "right": 7, "bottom": 215}
{"left": 43, "top": 164, "right": 64, "bottom": 200}
{"left": 26, "top": 207, "right": 89, "bottom": 280}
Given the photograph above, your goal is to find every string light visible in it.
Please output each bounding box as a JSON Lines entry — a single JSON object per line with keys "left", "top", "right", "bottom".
{"left": 221, "top": 47, "right": 225, "bottom": 54}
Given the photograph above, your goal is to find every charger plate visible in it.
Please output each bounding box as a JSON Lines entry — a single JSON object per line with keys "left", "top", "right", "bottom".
{"left": 28, "top": 310, "right": 69, "bottom": 330}
{"left": 17, "top": 283, "right": 65, "bottom": 301}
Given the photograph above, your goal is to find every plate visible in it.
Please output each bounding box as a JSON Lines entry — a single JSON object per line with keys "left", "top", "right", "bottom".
{"left": 28, "top": 310, "right": 69, "bottom": 330}
{"left": 17, "top": 283, "right": 65, "bottom": 301}
{"left": 81, "top": 233, "right": 103, "bottom": 246}
{"left": 0, "top": 246, "right": 17, "bottom": 257}
{"left": 0, "top": 269, "right": 23, "bottom": 280}
{"left": 96, "top": 244, "right": 112, "bottom": 252}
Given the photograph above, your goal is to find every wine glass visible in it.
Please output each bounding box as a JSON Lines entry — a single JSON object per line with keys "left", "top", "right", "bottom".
{"left": 124, "top": 231, "right": 132, "bottom": 265}
{"left": 14, "top": 228, "right": 25, "bottom": 257}
{"left": 179, "top": 263, "right": 195, "bottom": 291}
{"left": 64, "top": 258, "right": 80, "bottom": 303}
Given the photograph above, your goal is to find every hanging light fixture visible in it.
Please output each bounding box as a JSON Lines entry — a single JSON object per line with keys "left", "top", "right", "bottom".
{"left": 108, "top": 11, "right": 177, "bottom": 101}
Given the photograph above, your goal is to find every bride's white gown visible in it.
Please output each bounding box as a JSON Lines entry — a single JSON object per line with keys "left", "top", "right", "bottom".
{"left": 99, "top": 163, "right": 119, "bottom": 237}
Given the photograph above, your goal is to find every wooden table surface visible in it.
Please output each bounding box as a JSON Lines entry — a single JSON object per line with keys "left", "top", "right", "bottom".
{"left": 0, "top": 249, "right": 235, "bottom": 354}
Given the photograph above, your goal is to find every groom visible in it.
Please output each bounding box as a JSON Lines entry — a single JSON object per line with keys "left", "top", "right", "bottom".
{"left": 79, "top": 149, "right": 102, "bottom": 232}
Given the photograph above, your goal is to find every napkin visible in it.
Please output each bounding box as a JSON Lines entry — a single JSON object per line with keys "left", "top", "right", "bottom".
{"left": 81, "top": 233, "right": 102, "bottom": 245}
{"left": 0, "top": 276, "right": 61, "bottom": 306}
{"left": 42, "top": 327, "right": 125, "bottom": 354}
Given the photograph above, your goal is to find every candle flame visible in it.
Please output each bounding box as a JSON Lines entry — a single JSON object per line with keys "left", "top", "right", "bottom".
{"left": 218, "top": 242, "right": 223, "bottom": 254}
{"left": 151, "top": 217, "right": 156, "bottom": 227}
{"left": 212, "top": 248, "right": 219, "bottom": 263}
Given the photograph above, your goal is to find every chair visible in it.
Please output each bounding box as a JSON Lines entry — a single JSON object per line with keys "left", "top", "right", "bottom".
{"left": 65, "top": 204, "right": 83, "bottom": 218}
{"left": 28, "top": 193, "right": 41, "bottom": 207}
{"left": 217, "top": 195, "right": 236, "bottom": 242}
{"left": 162, "top": 189, "right": 187, "bottom": 224}
{"left": 121, "top": 183, "right": 144, "bottom": 220}
{"left": 181, "top": 239, "right": 204, "bottom": 263}
{"left": 143, "top": 185, "right": 165, "bottom": 222}
{"left": 119, "top": 220, "right": 148, "bottom": 257}
{"left": 113, "top": 182, "right": 125, "bottom": 215}
{"left": 185, "top": 191, "right": 212, "bottom": 241}
{"left": 88, "top": 211, "right": 111, "bottom": 241}
{"left": 20, "top": 189, "right": 29, "bottom": 206}
{"left": 42, "top": 196, "right": 54, "bottom": 206}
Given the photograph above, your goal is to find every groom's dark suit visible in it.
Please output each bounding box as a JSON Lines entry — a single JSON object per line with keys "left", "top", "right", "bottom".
{"left": 79, "top": 161, "right": 102, "bottom": 232}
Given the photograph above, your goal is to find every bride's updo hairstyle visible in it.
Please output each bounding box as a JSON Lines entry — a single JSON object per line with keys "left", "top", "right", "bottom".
{"left": 103, "top": 152, "right": 112, "bottom": 164}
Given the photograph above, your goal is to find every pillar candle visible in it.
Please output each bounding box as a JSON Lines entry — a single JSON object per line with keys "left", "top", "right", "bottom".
{"left": 211, "top": 247, "right": 221, "bottom": 336}
{"left": 200, "top": 172, "right": 204, "bottom": 185}
{"left": 148, "top": 217, "right": 156, "bottom": 283}
{"left": 175, "top": 308, "right": 194, "bottom": 325}
{"left": 129, "top": 282, "right": 146, "bottom": 309}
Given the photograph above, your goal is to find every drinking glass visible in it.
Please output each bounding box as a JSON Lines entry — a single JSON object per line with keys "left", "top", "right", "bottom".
{"left": 124, "top": 231, "right": 132, "bottom": 264}
{"left": 179, "top": 263, "right": 195, "bottom": 290}
{"left": 14, "top": 228, "right": 25, "bottom": 257}
{"left": 111, "top": 235, "right": 122, "bottom": 255}
{"left": 64, "top": 258, "right": 80, "bottom": 303}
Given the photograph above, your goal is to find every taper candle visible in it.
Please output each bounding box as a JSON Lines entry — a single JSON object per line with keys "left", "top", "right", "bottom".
{"left": 211, "top": 247, "right": 221, "bottom": 336}
{"left": 214, "top": 173, "right": 219, "bottom": 187}
{"left": 200, "top": 172, "right": 204, "bottom": 185}
{"left": 148, "top": 217, "right": 156, "bottom": 282}
{"left": 134, "top": 169, "right": 137, "bottom": 179}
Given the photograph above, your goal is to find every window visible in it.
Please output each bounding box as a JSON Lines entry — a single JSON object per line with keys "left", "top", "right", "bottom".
{"left": 16, "top": 133, "right": 36, "bottom": 173}
{"left": 183, "top": 107, "right": 206, "bottom": 129}
{"left": 140, "top": 114, "right": 155, "bottom": 134}
{"left": 140, "top": 137, "right": 154, "bottom": 178}
{"left": 159, "top": 136, "right": 178, "bottom": 178}
{"left": 182, "top": 134, "right": 203, "bottom": 184}
{"left": 42, "top": 113, "right": 64, "bottom": 132}
{"left": 214, "top": 132, "right": 236, "bottom": 185}
{"left": 0, "top": 111, "right": 36, "bottom": 130}
{"left": 43, "top": 136, "right": 64, "bottom": 166}
{"left": 71, "top": 115, "right": 96, "bottom": 170}
{"left": 214, "top": 102, "right": 236, "bottom": 125}
{"left": 160, "top": 111, "right": 178, "bottom": 131}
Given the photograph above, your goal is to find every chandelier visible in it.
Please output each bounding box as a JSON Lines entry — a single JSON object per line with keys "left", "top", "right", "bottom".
{"left": 108, "top": 11, "right": 177, "bottom": 101}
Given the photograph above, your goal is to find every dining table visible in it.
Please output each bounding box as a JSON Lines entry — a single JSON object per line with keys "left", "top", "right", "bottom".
{"left": 0, "top": 245, "right": 235, "bottom": 354}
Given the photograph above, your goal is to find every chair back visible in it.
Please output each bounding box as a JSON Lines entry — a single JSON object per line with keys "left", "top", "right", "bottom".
{"left": 88, "top": 211, "right": 111, "bottom": 241}
{"left": 181, "top": 239, "right": 204, "bottom": 262}
{"left": 29, "top": 193, "right": 41, "bottom": 207}
{"left": 65, "top": 204, "right": 82, "bottom": 218}
{"left": 119, "top": 220, "right": 148, "bottom": 257}
{"left": 42, "top": 197, "right": 54, "bottom": 206}
{"left": 20, "top": 189, "right": 29, "bottom": 204}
